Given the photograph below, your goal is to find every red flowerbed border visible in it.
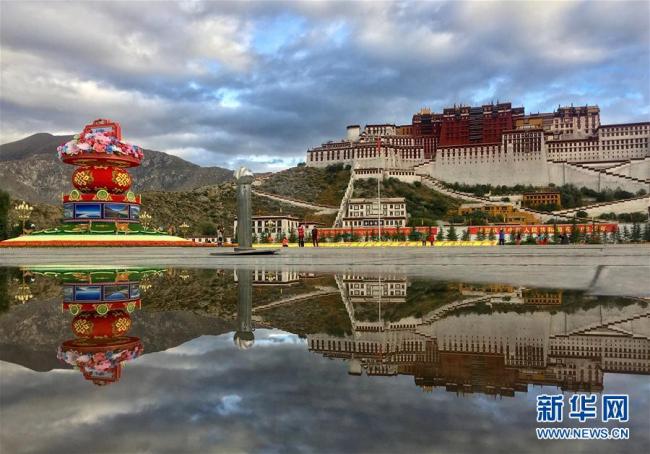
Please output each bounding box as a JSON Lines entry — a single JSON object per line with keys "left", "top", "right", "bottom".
{"left": 0, "top": 240, "right": 215, "bottom": 247}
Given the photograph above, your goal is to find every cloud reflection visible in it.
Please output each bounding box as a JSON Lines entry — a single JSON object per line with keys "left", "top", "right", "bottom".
{"left": 1, "top": 329, "right": 648, "bottom": 454}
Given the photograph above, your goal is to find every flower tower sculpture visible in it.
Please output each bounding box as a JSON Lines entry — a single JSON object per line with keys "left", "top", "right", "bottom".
{"left": 57, "top": 119, "right": 144, "bottom": 231}
{"left": 0, "top": 118, "right": 197, "bottom": 246}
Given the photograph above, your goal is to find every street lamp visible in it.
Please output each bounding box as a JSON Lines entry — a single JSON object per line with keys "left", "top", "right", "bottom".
{"left": 179, "top": 222, "right": 190, "bottom": 238}
{"left": 14, "top": 201, "right": 33, "bottom": 235}
{"left": 140, "top": 211, "right": 152, "bottom": 229}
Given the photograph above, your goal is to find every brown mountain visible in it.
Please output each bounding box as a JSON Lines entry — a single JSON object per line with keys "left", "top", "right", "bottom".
{"left": 0, "top": 133, "right": 233, "bottom": 203}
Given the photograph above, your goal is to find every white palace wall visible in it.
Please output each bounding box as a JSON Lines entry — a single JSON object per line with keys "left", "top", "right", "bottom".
{"left": 428, "top": 152, "right": 549, "bottom": 186}
{"left": 547, "top": 162, "right": 649, "bottom": 193}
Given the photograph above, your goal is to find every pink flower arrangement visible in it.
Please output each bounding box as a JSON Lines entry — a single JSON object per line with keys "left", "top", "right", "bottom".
{"left": 57, "top": 344, "right": 144, "bottom": 371}
{"left": 57, "top": 131, "right": 144, "bottom": 161}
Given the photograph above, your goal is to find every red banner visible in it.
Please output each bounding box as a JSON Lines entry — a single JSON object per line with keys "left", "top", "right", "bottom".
{"left": 467, "top": 223, "right": 618, "bottom": 235}
{"left": 319, "top": 226, "right": 437, "bottom": 238}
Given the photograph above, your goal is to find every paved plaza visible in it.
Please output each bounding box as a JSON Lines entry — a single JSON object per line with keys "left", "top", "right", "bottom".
{"left": 2, "top": 245, "right": 649, "bottom": 297}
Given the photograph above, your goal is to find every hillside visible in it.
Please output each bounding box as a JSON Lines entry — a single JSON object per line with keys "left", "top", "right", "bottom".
{"left": 353, "top": 177, "right": 461, "bottom": 225}
{"left": 0, "top": 133, "right": 233, "bottom": 203}
{"left": 257, "top": 164, "right": 351, "bottom": 206}
{"left": 7, "top": 181, "right": 331, "bottom": 237}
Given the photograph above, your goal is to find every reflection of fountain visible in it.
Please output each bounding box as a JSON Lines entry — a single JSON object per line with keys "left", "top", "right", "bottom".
{"left": 31, "top": 267, "right": 162, "bottom": 385}
{"left": 233, "top": 269, "right": 254, "bottom": 349}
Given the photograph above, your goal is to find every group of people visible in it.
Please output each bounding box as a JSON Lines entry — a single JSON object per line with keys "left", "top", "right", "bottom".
{"left": 284, "top": 225, "right": 319, "bottom": 247}
{"left": 498, "top": 228, "right": 570, "bottom": 245}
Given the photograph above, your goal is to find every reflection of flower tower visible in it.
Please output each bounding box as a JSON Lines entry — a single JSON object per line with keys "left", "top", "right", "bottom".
{"left": 57, "top": 119, "right": 144, "bottom": 229}
{"left": 44, "top": 268, "right": 162, "bottom": 386}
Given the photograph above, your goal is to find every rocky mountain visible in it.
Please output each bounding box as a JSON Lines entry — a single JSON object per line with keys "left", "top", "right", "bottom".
{"left": 0, "top": 133, "right": 233, "bottom": 203}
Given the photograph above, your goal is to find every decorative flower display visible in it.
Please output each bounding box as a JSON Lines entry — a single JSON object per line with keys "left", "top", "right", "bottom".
{"left": 57, "top": 131, "right": 144, "bottom": 161}
{"left": 57, "top": 343, "right": 143, "bottom": 371}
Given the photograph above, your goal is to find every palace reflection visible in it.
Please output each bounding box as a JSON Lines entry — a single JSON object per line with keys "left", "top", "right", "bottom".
{"left": 305, "top": 275, "right": 649, "bottom": 396}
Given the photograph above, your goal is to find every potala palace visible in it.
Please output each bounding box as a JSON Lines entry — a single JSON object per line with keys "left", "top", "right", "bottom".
{"left": 306, "top": 103, "right": 650, "bottom": 193}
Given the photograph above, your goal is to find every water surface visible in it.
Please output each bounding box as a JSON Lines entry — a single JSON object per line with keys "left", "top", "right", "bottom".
{"left": 0, "top": 266, "right": 648, "bottom": 453}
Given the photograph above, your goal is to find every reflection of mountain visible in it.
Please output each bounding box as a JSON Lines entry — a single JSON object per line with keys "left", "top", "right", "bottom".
{"left": 0, "top": 298, "right": 233, "bottom": 372}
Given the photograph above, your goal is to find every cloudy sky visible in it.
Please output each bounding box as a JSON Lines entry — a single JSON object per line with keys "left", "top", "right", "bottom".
{"left": 2, "top": 330, "right": 649, "bottom": 453}
{"left": 1, "top": 0, "right": 649, "bottom": 171}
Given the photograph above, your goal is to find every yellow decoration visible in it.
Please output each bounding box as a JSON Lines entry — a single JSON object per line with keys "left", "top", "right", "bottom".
{"left": 73, "top": 170, "right": 93, "bottom": 187}
{"left": 68, "top": 189, "right": 81, "bottom": 201}
{"left": 113, "top": 317, "right": 131, "bottom": 333}
{"left": 125, "top": 191, "right": 136, "bottom": 202}
{"left": 73, "top": 318, "right": 93, "bottom": 335}
{"left": 112, "top": 170, "right": 131, "bottom": 187}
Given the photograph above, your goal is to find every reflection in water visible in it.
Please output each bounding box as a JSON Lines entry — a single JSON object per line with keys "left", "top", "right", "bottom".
{"left": 30, "top": 268, "right": 162, "bottom": 385}
{"left": 1, "top": 266, "right": 648, "bottom": 395}
{"left": 233, "top": 269, "right": 254, "bottom": 349}
{"left": 307, "top": 275, "right": 649, "bottom": 395}
{"left": 1, "top": 265, "right": 649, "bottom": 453}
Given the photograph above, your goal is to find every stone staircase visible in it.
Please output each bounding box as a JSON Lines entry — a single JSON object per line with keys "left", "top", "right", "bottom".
{"left": 553, "top": 195, "right": 650, "bottom": 217}
{"left": 251, "top": 189, "right": 338, "bottom": 215}
{"left": 552, "top": 160, "right": 650, "bottom": 190}
{"left": 334, "top": 165, "right": 358, "bottom": 227}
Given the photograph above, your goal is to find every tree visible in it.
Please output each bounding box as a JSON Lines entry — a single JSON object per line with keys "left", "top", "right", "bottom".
{"left": 288, "top": 228, "right": 297, "bottom": 243}
{"left": 570, "top": 218, "right": 580, "bottom": 244}
{"left": 446, "top": 225, "right": 458, "bottom": 241}
{"left": 252, "top": 233, "right": 258, "bottom": 244}
{"left": 198, "top": 221, "right": 218, "bottom": 236}
{"left": 644, "top": 223, "right": 650, "bottom": 242}
{"left": 612, "top": 227, "right": 621, "bottom": 244}
{"left": 436, "top": 228, "right": 445, "bottom": 241}
{"left": 576, "top": 210, "right": 589, "bottom": 219}
{"left": 487, "top": 229, "right": 496, "bottom": 241}
{"left": 461, "top": 229, "right": 470, "bottom": 241}
{"left": 0, "top": 190, "right": 9, "bottom": 240}
{"left": 631, "top": 223, "right": 642, "bottom": 242}
{"left": 476, "top": 229, "right": 486, "bottom": 241}
{"left": 622, "top": 226, "right": 631, "bottom": 243}
{"left": 552, "top": 223, "right": 560, "bottom": 244}
{"left": 409, "top": 226, "right": 419, "bottom": 241}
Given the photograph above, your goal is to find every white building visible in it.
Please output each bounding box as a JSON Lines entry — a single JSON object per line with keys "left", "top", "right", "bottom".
{"left": 342, "top": 197, "right": 407, "bottom": 228}
{"left": 234, "top": 215, "right": 300, "bottom": 241}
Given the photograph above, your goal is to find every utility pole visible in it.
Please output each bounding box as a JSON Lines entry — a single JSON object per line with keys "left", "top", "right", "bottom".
{"left": 376, "top": 137, "right": 382, "bottom": 241}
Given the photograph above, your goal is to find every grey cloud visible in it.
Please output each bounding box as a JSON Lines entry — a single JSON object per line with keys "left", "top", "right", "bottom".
{"left": 1, "top": 330, "right": 648, "bottom": 454}
{"left": 1, "top": 1, "right": 648, "bottom": 171}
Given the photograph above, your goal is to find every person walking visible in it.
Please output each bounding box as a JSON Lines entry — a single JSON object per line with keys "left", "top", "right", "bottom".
{"left": 298, "top": 224, "right": 305, "bottom": 247}
{"left": 516, "top": 232, "right": 522, "bottom": 246}
{"left": 312, "top": 226, "right": 319, "bottom": 247}
{"left": 428, "top": 231, "right": 435, "bottom": 247}
{"left": 498, "top": 229, "right": 505, "bottom": 246}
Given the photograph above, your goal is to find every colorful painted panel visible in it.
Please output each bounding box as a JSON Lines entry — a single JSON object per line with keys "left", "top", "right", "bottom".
{"left": 63, "top": 203, "right": 74, "bottom": 219}
{"left": 75, "top": 204, "right": 102, "bottom": 219}
{"left": 104, "top": 203, "right": 130, "bottom": 219}
{"left": 74, "top": 285, "right": 102, "bottom": 301}
{"left": 130, "top": 205, "right": 140, "bottom": 220}
{"left": 130, "top": 283, "right": 141, "bottom": 299}
{"left": 63, "top": 286, "right": 74, "bottom": 302}
{"left": 103, "top": 284, "right": 130, "bottom": 301}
